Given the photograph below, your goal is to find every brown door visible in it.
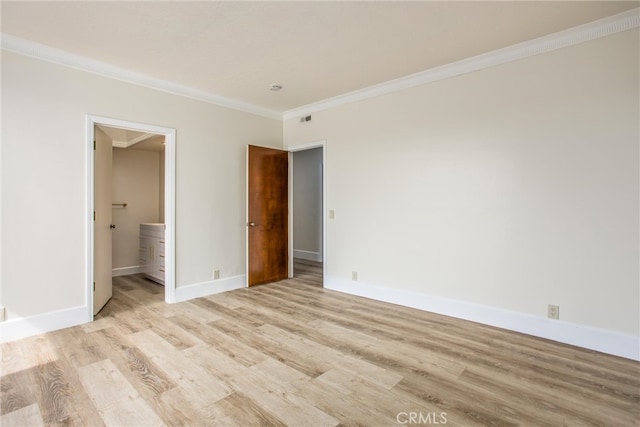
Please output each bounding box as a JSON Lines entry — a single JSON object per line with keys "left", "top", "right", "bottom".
{"left": 247, "top": 145, "right": 289, "bottom": 286}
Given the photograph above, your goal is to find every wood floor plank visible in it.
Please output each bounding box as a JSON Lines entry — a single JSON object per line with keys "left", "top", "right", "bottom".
{"left": 31, "top": 361, "right": 78, "bottom": 425}
{"left": 192, "top": 299, "right": 327, "bottom": 377}
{"left": 130, "top": 329, "right": 232, "bottom": 411}
{"left": 206, "top": 317, "right": 328, "bottom": 378}
{"left": 149, "top": 315, "right": 205, "bottom": 351}
{"left": 250, "top": 357, "right": 314, "bottom": 391}
{"left": 77, "top": 359, "right": 164, "bottom": 426}
{"left": 182, "top": 342, "right": 311, "bottom": 396}
{"left": 394, "top": 371, "right": 564, "bottom": 426}
{"left": 89, "top": 327, "right": 175, "bottom": 397}
{"left": 488, "top": 335, "right": 640, "bottom": 392}
{"left": 306, "top": 319, "right": 464, "bottom": 381}
{"left": 0, "top": 368, "right": 35, "bottom": 416}
{"left": 98, "top": 288, "right": 138, "bottom": 317}
{"left": 1, "top": 335, "right": 58, "bottom": 376}
{"left": 295, "top": 376, "right": 401, "bottom": 427}
{"left": 183, "top": 344, "right": 338, "bottom": 426}
{"left": 40, "top": 351, "right": 106, "bottom": 427}
{"left": 151, "top": 299, "right": 223, "bottom": 324}
{"left": 48, "top": 326, "right": 105, "bottom": 369}
{"left": 314, "top": 367, "right": 466, "bottom": 427}
{"left": 205, "top": 392, "right": 287, "bottom": 427}
{"left": 156, "top": 386, "right": 209, "bottom": 425}
{"left": 168, "top": 315, "right": 268, "bottom": 367}
{"left": 242, "top": 388, "right": 339, "bottom": 427}
{"left": 258, "top": 322, "right": 405, "bottom": 389}
{"left": 457, "top": 365, "right": 638, "bottom": 426}
{"left": 0, "top": 403, "right": 44, "bottom": 427}
{"left": 203, "top": 291, "right": 249, "bottom": 310}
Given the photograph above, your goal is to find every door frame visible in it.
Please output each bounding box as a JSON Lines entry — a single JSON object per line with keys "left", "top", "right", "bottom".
{"left": 86, "top": 115, "right": 177, "bottom": 321}
{"left": 287, "top": 140, "right": 327, "bottom": 283}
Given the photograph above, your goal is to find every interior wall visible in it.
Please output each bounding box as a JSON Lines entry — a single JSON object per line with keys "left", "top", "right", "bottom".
{"left": 284, "top": 29, "right": 639, "bottom": 337}
{"left": 293, "top": 148, "right": 323, "bottom": 262}
{"left": 112, "top": 146, "right": 161, "bottom": 270}
{"left": 1, "top": 50, "right": 281, "bottom": 321}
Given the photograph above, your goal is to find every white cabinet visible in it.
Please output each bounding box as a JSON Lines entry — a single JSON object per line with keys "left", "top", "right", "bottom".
{"left": 140, "top": 223, "right": 165, "bottom": 285}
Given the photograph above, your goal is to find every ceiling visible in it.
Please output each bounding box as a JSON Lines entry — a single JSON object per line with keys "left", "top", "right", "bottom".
{"left": 1, "top": 1, "right": 637, "bottom": 114}
{"left": 98, "top": 126, "right": 165, "bottom": 152}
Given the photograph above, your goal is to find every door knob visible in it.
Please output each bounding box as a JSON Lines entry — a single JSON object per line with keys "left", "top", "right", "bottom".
{"left": 247, "top": 222, "right": 256, "bottom": 227}
{"left": 110, "top": 224, "right": 116, "bottom": 229}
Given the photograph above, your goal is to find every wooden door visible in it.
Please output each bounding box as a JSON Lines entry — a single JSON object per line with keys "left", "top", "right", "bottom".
{"left": 247, "top": 145, "right": 289, "bottom": 286}
{"left": 94, "top": 127, "right": 113, "bottom": 314}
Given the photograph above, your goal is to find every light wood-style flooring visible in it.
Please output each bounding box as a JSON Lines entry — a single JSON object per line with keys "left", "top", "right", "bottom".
{"left": 1, "top": 259, "right": 638, "bottom": 426}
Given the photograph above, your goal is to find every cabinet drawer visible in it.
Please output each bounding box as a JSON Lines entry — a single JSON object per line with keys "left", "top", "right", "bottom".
{"left": 140, "top": 224, "right": 164, "bottom": 239}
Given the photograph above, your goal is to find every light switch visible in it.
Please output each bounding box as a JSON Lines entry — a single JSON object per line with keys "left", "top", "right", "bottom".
{"left": 329, "top": 210, "right": 335, "bottom": 219}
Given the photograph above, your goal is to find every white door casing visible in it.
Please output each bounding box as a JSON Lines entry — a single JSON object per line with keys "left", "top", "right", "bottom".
{"left": 87, "top": 115, "right": 176, "bottom": 321}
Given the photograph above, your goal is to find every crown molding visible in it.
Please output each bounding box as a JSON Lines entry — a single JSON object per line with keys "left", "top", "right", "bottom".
{"left": 111, "top": 132, "right": 157, "bottom": 148}
{"left": 0, "top": 33, "right": 281, "bottom": 121}
{"left": 283, "top": 7, "right": 640, "bottom": 121}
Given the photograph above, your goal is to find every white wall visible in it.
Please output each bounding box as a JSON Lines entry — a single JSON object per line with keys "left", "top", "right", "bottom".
{"left": 293, "top": 148, "right": 323, "bottom": 261}
{"left": 1, "top": 51, "right": 281, "bottom": 323}
{"left": 112, "top": 146, "right": 161, "bottom": 270}
{"left": 284, "top": 30, "right": 639, "bottom": 350}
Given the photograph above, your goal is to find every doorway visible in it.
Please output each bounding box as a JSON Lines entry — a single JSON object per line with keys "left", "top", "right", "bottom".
{"left": 87, "top": 116, "right": 176, "bottom": 321}
{"left": 289, "top": 141, "right": 327, "bottom": 285}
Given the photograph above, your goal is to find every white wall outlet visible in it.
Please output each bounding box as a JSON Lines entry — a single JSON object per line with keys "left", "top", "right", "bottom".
{"left": 548, "top": 304, "right": 560, "bottom": 320}
{"left": 0, "top": 307, "right": 5, "bottom": 322}
{"left": 352, "top": 271, "right": 358, "bottom": 281}
{"left": 213, "top": 269, "right": 220, "bottom": 280}
{"left": 329, "top": 210, "right": 335, "bottom": 219}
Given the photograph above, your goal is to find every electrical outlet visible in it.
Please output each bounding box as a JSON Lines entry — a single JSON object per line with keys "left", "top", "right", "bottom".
{"left": 548, "top": 304, "right": 560, "bottom": 320}
{"left": 329, "top": 210, "right": 335, "bottom": 219}
{"left": 352, "top": 271, "right": 358, "bottom": 281}
{"left": 213, "top": 269, "right": 220, "bottom": 280}
{"left": 0, "top": 307, "right": 5, "bottom": 322}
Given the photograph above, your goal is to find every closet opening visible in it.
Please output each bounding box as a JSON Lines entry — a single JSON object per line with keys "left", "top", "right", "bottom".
{"left": 87, "top": 116, "right": 176, "bottom": 320}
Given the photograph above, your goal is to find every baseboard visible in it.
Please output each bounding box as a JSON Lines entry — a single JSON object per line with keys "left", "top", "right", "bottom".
{"left": 293, "top": 249, "right": 323, "bottom": 262}
{"left": 112, "top": 265, "right": 142, "bottom": 277}
{"left": 0, "top": 305, "right": 88, "bottom": 343}
{"left": 174, "top": 275, "right": 246, "bottom": 303}
{"left": 325, "top": 276, "right": 640, "bottom": 361}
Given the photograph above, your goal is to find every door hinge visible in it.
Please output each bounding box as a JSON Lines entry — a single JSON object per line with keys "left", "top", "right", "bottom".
{"left": 93, "top": 140, "right": 96, "bottom": 150}
{"left": 93, "top": 282, "right": 96, "bottom": 291}
{"left": 93, "top": 211, "right": 96, "bottom": 221}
